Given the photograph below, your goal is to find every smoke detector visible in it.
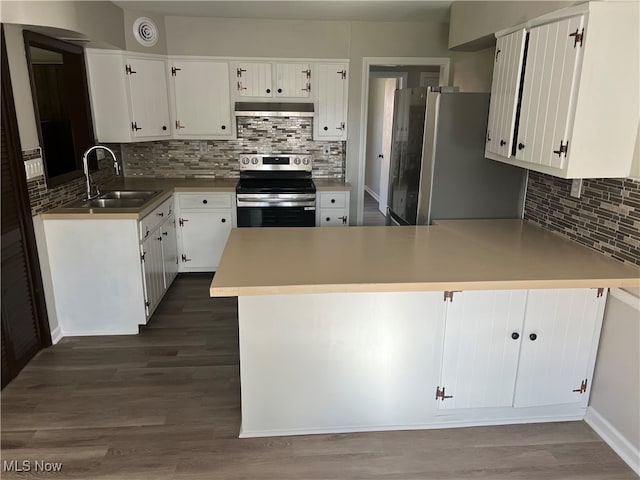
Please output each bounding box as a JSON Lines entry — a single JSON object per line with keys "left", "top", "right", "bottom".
{"left": 133, "top": 17, "right": 158, "bottom": 47}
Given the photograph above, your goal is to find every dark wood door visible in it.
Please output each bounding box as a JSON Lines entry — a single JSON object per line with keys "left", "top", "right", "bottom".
{"left": 1, "top": 27, "right": 51, "bottom": 389}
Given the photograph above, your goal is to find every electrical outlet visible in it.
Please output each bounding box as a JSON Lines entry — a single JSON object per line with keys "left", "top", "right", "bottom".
{"left": 322, "top": 144, "right": 330, "bottom": 155}
{"left": 570, "top": 179, "right": 583, "bottom": 198}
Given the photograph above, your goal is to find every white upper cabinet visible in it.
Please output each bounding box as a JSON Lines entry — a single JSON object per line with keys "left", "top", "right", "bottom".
{"left": 314, "top": 63, "right": 348, "bottom": 141}
{"left": 275, "top": 63, "right": 311, "bottom": 98}
{"left": 485, "top": 29, "right": 526, "bottom": 158}
{"left": 85, "top": 50, "right": 171, "bottom": 142}
{"left": 234, "top": 61, "right": 312, "bottom": 99}
{"left": 126, "top": 56, "right": 171, "bottom": 139}
{"left": 169, "top": 59, "right": 232, "bottom": 139}
{"left": 486, "top": 2, "right": 639, "bottom": 178}
{"left": 235, "top": 62, "right": 273, "bottom": 97}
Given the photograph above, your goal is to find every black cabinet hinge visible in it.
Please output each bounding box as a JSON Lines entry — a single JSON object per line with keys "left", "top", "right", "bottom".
{"left": 569, "top": 28, "right": 584, "bottom": 48}
{"left": 444, "top": 291, "right": 460, "bottom": 302}
{"left": 125, "top": 64, "right": 136, "bottom": 75}
{"left": 436, "top": 386, "right": 453, "bottom": 401}
{"left": 553, "top": 140, "right": 569, "bottom": 157}
{"left": 572, "top": 378, "right": 588, "bottom": 394}
{"left": 171, "top": 66, "right": 181, "bottom": 76}
{"left": 140, "top": 252, "right": 146, "bottom": 262}
{"left": 596, "top": 288, "right": 605, "bottom": 298}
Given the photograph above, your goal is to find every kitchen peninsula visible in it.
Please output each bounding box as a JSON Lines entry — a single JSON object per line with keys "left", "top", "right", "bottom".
{"left": 210, "top": 220, "right": 640, "bottom": 437}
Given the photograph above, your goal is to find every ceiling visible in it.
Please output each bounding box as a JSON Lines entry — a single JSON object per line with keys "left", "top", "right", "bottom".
{"left": 111, "top": 1, "right": 453, "bottom": 23}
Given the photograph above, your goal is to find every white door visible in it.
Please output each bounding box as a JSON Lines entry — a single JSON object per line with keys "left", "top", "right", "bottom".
{"left": 515, "top": 15, "right": 585, "bottom": 169}
{"left": 171, "top": 60, "right": 232, "bottom": 137}
{"left": 315, "top": 63, "right": 347, "bottom": 140}
{"left": 141, "top": 232, "right": 164, "bottom": 319}
{"left": 378, "top": 78, "right": 397, "bottom": 214}
{"left": 179, "top": 211, "right": 233, "bottom": 270}
{"left": 275, "top": 63, "right": 310, "bottom": 98}
{"left": 236, "top": 62, "right": 273, "bottom": 97}
{"left": 514, "top": 288, "right": 605, "bottom": 408}
{"left": 485, "top": 29, "right": 526, "bottom": 158}
{"left": 438, "top": 290, "right": 527, "bottom": 409}
{"left": 126, "top": 57, "right": 171, "bottom": 138}
{"left": 161, "top": 215, "right": 178, "bottom": 288}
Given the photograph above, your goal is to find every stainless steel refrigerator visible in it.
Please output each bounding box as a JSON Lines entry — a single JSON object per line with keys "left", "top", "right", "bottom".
{"left": 386, "top": 88, "right": 527, "bottom": 225}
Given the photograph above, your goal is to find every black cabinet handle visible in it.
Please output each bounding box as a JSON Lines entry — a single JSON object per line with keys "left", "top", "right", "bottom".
{"left": 500, "top": 140, "right": 506, "bottom": 146}
{"left": 157, "top": 212, "right": 164, "bottom": 217}
{"left": 511, "top": 332, "right": 520, "bottom": 340}
{"left": 221, "top": 218, "right": 226, "bottom": 223}
{"left": 518, "top": 143, "right": 525, "bottom": 150}
{"left": 323, "top": 126, "right": 328, "bottom": 131}
{"left": 162, "top": 125, "right": 167, "bottom": 131}
{"left": 331, "top": 199, "right": 335, "bottom": 204}
{"left": 266, "top": 88, "right": 271, "bottom": 94}
{"left": 162, "top": 231, "right": 168, "bottom": 236}
{"left": 277, "top": 88, "right": 282, "bottom": 93}
{"left": 221, "top": 125, "right": 226, "bottom": 130}
{"left": 325, "top": 217, "right": 330, "bottom": 222}
{"left": 529, "top": 333, "right": 537, "bottom": 341}
{"left": 202, "top": 199, "right": 208, "bottom": 204}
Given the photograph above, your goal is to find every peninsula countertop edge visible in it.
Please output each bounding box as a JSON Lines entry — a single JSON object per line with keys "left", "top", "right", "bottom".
{"left": 209, "top": 219, "right": 640, "bottom": 297}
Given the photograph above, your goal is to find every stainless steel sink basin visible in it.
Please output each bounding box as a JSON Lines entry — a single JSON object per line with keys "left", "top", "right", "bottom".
{"left": 99, "top": 190, "right": 160, "bottom": 200}
{"left": 68, "top": 198, "right": 147, "bottom": 209}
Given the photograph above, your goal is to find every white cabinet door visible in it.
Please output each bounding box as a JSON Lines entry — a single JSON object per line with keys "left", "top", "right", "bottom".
{"left": 514, "top": 15, "right": 585, "bottom": 170}
{"left": 179, "top": 211, "right": 233, "bottom": 270}
{"left": 514, "top": 288, "right": 605, "bottom": 408}
{"left": 126, "top": 57, "right": 171, "bottom": 139}
{"left": 236, "top": 62, "right": 273, "bottom": 97}
{"left": 141, "top": 232, "right": 165, "bottom": 318}
{"left": 438, "top": 290, "right": 527, "bottom": 409}
{"left": 171, "top": 60, "right": 232, "bottom": 138}
{"left": 275, "top": 63, "right": 311, "bottom": 98}
{"left": 485, "top": 29, "right": 526, "bottom": 158}
{"left": 314, "top": 63, "right": 348, "bottom": 140}
{"left": 161, "top": 215, "right": 178, "bottom": 288}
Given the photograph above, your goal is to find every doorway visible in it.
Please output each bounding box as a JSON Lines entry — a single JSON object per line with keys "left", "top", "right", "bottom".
{"left": 358, "top": 57, "right": 450, "bottom": 226}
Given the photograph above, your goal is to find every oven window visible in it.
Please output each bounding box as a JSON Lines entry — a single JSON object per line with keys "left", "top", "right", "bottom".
{"left": 238, "top": 206, "right": 315, "bottom": 227}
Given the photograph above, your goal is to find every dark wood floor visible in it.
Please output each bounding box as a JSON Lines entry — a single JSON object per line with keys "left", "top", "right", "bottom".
{"left": 1, "top": 274, "right": 635, "bottom": 479}
{"left": 363, "top": 190, "right": 387, "bottom": 226}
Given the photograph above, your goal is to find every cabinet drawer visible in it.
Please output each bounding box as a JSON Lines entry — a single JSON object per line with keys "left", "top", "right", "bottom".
{"left": 319, "top": 211, "right": 348, "bottom": 226}
{"left": 140, "top": 197, "right": 174, "bottom": 239}
{"left": 178, "top": 193, "right": 233, "bottom": 210}
{"left": 319, "top": 192, "right": 347, "bottom": 209}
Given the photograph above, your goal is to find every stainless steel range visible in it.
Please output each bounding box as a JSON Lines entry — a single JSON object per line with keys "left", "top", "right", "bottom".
{"left": 236, "top": 154, "right": 316, "bottom": 227}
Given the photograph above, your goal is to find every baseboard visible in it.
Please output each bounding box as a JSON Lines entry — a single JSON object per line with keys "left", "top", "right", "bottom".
{"left": 364, "top": 185, "right": 380, "bottom": 202}
{"left": 60, "top": 329, "right": 139, "bottom": 337}
{"left": 585, "top": 407, "right": 640, "bottom": 476}
{"left": 49, "top": 326, "right": 63, "bottom": 344}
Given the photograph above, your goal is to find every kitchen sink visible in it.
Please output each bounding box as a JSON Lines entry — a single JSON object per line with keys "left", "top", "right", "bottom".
{"left": 99, "top": 190, "right": 160, "bottom": 200}
{"left": 62, "top": 190, "right": 161, "bottom": 209}
{"left": 67, "top": 198, "right": 147, "bottom": 209}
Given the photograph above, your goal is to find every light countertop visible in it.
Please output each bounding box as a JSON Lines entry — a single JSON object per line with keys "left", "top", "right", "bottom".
{"left": 209, "top": 219, "right": 640, "bottom": 297}
{"left": 41, "top": 177, "right": 350, "bottom": 220}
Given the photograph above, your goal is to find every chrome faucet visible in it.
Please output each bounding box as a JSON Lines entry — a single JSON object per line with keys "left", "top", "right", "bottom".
{"left": 82, "top": 145, "right": 120, "bottom": 200}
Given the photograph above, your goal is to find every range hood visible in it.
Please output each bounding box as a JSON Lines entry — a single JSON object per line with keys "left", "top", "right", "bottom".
{"left": 234, "top": 102, "right": 314, "bottom": 117}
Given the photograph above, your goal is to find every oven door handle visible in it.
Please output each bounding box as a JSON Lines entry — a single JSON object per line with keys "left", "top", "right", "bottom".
{"left": 237, "top": 194, "right": 316, "bottom": 202}
{"left": 237, "top": 200, "right": 316, "bottom": 208}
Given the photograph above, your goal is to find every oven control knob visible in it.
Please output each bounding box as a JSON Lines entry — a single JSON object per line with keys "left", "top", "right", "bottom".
{"left": 241, "top": 157, "right": 250, "bottom": 165}
{"left": 302, "top": 158, "right": 310, "bottom": 165}
{"left": 294, "top": 157, "right": 301, "bottom": 165}
{"left": 251, "top": 157, "right": 259, "bottom": 165}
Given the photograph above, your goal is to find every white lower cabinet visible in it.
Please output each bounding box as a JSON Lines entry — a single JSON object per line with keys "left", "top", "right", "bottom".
{"left": 42, "top": 195, "right": 178, "bottom": 336}
{"left": 437, "top": 288, "right": 606, "bottom": 413}
{"left": 316, "top": 191, "right": 350, "bottom": 226}
{"left": 176, "top": 193, "right": 235, "bottom": 272}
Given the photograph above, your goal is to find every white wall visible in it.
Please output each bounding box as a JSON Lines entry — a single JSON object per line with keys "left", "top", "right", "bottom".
{"left": 365, "top": 78, "right": 386, "bottom": 197}
{"left": 451, "top": 48, "right": 495, "bottom": 92}
{"left": 448, "top": 1, "right": 578, "bottom": 49}
{"left": 587, "top": 289, "right": 640, "bottom": 474}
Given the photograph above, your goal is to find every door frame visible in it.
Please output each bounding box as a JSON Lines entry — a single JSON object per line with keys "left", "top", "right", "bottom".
{"left": 356, "top": 57, "right": 450, "bottom": 225}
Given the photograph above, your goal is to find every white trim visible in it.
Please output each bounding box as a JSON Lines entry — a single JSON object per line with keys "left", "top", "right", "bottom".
{"left": 49, "top": 326, "right": 63, "bottom": 345}
{"left": 585, "top": 407, "right": 640, "bottom": 476}
{"left": 610, "top": 288, "right": 640, "bottom": 311}
{"left": 240, "top": 414, "right": 585, "bottom": 438}
{"left": 357, "top": 57, "right": 451, "bottom": 225}
{"left": 364, "top": 185, "right": 380, "bottom": 202}
{"left": 60, "top": 329, "right": 139, "bottom": 337}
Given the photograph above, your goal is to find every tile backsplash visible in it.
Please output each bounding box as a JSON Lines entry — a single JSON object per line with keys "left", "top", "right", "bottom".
{"left": 122, "top": 117, "right": 345, "bottom": 179}
{"left": 25, "top": 146, "right": 121, "bottom": 216}
{"left": 524, "top": 172, "right": 640, "bottom": 266}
